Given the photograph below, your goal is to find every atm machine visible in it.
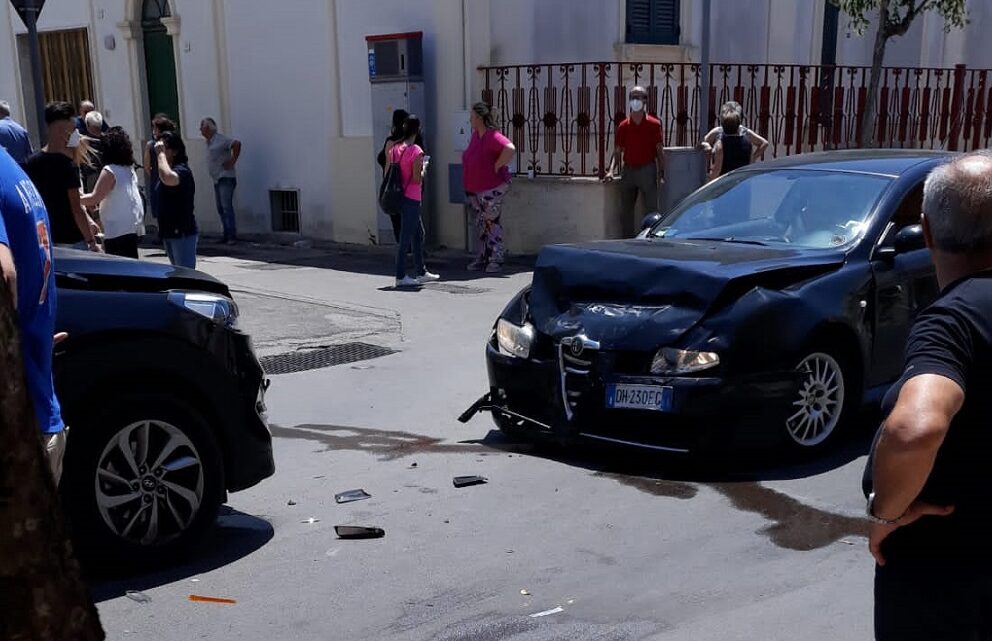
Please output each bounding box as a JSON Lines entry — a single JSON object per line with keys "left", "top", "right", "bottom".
{"left": 367, "top": 32, "right": 426, "bottom": 245}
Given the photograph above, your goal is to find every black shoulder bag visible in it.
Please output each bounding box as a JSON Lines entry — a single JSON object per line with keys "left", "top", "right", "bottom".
{"left": 378, "top": 145, "right": 412, "bottom": 215}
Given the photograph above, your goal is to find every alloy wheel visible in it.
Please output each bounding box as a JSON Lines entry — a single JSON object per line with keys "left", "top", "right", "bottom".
{"left": 786, "top": 352, "right": 845, "bottom": 447}
{"left": 94, "top": 420, "right": 204, "bottom": 546}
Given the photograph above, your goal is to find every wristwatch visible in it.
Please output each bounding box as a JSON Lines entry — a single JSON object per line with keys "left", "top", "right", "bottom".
{"left": 865, "top": 492, "right": 902, "bottom": 525}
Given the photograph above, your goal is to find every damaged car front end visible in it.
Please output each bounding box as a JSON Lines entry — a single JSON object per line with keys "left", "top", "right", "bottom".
{"left": 462, "top": 153, "right": 948, "bottom": 454}
{"left": 462, "top": 243, "right": 847, "bottom": 453}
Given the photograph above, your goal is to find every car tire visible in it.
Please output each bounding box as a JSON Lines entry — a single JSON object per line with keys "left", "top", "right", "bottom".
{"left": 782, "top": 347, "right": 860, "bottom": 455}
{"left": 62, "top": 394, "right": 224, "bottom": 573}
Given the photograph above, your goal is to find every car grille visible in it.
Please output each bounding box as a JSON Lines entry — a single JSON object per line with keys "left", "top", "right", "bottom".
{"left": 558, "top": 335, "right": 599, "bottom": 420}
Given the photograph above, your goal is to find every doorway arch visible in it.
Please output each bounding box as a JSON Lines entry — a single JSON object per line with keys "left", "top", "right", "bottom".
{"left": 141, "top": 0, "right": 180, "bottom": 130}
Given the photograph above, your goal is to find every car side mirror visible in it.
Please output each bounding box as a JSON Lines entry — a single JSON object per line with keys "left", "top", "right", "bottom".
{"left": 641, "top": 212, "right": 663, "bottom": 232}
{"left": 894, "top": 224, "right": 926, "bottom": 254}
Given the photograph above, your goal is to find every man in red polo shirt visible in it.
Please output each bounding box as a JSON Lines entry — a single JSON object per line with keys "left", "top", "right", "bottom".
{"left": 610, "top": 86, "right": 666, "bottom": 236}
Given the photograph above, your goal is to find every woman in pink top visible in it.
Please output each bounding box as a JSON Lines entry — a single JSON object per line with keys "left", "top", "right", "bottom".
{"left": 385, "top": 114, "right": 439, "bottom": 288}
{"left": 462, "top": 102, "right": 516, "bottom": 273}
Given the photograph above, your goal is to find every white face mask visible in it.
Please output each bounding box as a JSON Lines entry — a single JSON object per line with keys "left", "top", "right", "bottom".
{"left": 66, "top": 129, "right": 82, "bottom": 148}
{"left": 629, "top": 99, "right": 645, "bottom": 113}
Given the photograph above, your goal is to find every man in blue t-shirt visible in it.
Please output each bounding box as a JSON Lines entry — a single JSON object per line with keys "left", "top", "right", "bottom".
{"left": 0, "top": 100, "right": 32, "bottom": 164}
{"left": 0, "top": 146, "right": 66, "bottom": 481}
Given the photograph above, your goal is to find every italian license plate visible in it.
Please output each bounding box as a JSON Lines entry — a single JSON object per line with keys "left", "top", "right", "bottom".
{"left": 606, "top": 384, "right": 673, "bottom": 412}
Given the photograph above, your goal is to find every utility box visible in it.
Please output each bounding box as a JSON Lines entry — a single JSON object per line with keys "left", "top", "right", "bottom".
{"left": 367, "top": 32, "right": 427, "bottom": 245}
{"left": 660, "top": 147, "right": 706, "bottom": 213}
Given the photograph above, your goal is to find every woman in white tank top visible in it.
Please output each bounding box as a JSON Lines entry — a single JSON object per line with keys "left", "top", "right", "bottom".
{"left": 81, "top": 127, "right": 144, "bottom": 258}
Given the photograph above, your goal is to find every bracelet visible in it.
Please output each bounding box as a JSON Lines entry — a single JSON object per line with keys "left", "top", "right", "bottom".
{"left": 865, "top": 492, "right": 902, "bottom": 525}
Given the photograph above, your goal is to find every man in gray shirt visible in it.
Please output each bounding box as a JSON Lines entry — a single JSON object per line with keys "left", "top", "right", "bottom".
{"left": 0, "top": 100, "right": 32, "bottom": 164}
{"left": 200, "top": 117, "right": 242, "bottom": 244}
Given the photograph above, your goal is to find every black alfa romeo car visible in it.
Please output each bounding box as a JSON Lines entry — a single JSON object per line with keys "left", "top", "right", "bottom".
{"left": 461, "top": 150, "right": 949, "bottom": 454}
{"left": 53, "top": 249, "right": 274, "bottom": 568}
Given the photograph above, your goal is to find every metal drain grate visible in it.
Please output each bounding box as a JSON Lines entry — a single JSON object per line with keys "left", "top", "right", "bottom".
{"left": 260, "top": 342, "right": 397, "bottom": 375}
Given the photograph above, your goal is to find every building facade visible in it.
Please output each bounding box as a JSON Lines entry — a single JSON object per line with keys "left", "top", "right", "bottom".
{"left": 0, "top": 0, "right": 988, "bottom": 252}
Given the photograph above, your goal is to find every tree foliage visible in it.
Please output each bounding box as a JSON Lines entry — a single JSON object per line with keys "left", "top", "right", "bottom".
{"left": 832, "top": 0, "right": 967, "bottom": 39}
{"left": 830, "top": 0, "right": 968, "bottom": 148}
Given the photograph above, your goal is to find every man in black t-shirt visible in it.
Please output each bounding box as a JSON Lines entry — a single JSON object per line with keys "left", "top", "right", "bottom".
{"left": 23, "top": 102, "right": 99, "bottom": 250}
{"left": 864, "top": 152, "right": 992, "bottom": 640}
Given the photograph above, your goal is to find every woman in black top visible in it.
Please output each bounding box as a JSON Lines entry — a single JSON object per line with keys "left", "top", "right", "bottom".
{"left": 143, "top": 114, "right": 177, "bottom": 223}
{"left": 706, "top": 103, "right": 769, "bottom": 182}
{"left": 154, "top": 132, "right": 198, "bottom": 269}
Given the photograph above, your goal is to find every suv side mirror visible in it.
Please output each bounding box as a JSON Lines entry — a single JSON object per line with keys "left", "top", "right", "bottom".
{"left": 894, "top": 224, "right": 926, "bottom": 254}
{"left": 641, "top": 212, "right": 663, "bottom": 232}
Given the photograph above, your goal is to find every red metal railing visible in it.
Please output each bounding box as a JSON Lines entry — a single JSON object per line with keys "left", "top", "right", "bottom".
{"left": 480, "top": 62, "right": 992, "bottom": 178}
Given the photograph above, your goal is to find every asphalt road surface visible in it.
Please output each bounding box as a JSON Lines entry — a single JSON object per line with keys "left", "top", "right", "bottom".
{"left": 91, "top": 242, "right": 876, "bottom": 640}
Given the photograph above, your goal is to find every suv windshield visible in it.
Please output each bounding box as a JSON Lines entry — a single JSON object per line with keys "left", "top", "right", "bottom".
{"left": 652, "top": 169, "right": 892, "bottom": 249}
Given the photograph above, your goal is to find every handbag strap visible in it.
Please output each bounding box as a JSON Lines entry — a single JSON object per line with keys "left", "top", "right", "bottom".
{"left": 391, "top": 144, "right": 417, "bottom": 190}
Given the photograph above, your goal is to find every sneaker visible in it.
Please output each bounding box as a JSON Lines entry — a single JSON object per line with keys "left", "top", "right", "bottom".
{"left": 467, "top": 260, "right": 485, "bottom": 271}
{"left": 395, "top": 276, "right": 421, "bottom": 288}
{"left": 485, "top": 263, "right": 503, "bottom": 274}
{"left": 417, "top": 270, "right": 440, "bottom": 283}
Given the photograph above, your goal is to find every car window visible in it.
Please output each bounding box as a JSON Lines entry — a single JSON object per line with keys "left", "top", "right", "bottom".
{"left": 655, "top": 169, "right": 893, "bottom": 249}
{"left": 891, "top": 184, "right": 924, "bottom": 231}
{"left": 877, "top": 183, "right": 924, "bottom": 247}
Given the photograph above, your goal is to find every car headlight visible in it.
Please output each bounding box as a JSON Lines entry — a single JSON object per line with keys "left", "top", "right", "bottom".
{"left": 496, "top": 319, "right": 535, "bottom": 359}
{"left": 651, "top": 348, "right": 719, "bottom": 375}
{"left": 168, "top": 292, "right": 239, "bottom": 329}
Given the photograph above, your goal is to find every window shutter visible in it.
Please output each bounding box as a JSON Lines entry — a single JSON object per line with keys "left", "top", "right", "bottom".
{"left": 652, "top": 0, "right": 680, "bottom": 44}
{"left": 626, "top": 0, "right": 680, "bottom": 45}
{"left": 626, "top": 0, "right": 653, "bottom": 41}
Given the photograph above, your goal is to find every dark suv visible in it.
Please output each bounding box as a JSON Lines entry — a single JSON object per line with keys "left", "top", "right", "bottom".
{"left": 52, "top": 248, "right": 274, "bottom": 567}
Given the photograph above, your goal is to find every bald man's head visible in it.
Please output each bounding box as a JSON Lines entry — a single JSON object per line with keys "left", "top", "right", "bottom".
{"left": 79, "top": 100, "right": 95, "bottom": 116}
{"left": 923, "top": 152, "right": 992, "bottom": 254}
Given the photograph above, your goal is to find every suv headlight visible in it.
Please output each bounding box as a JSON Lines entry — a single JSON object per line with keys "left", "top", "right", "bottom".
{"left": 496, "top": 319, "right": 535, "bottom": 359}
{"left": 651, "top": 348, "right": 719, "bottom": 375}
{"left": 168, "top": 292, "right": 239, "bottom": 329}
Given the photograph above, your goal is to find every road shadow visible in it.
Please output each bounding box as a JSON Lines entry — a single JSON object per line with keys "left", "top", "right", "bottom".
{"left": 462, "top": 413, "right": 879, "bottom": 551}
{"left": 270, "top": 419, "right": 873, "bottom": 551}
{"left": 467, "top": 409, "right": 877, "bottom": 484}
{"left": 86, "top": 507, "right": 273, "bottom": 602}
{"left": 155, "top": 236, "right": 536, "bottom": 283}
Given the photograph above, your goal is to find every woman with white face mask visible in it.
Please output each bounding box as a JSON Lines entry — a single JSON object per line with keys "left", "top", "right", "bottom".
{"left": 608, "top": 86, "right": 667, "bottom": 237}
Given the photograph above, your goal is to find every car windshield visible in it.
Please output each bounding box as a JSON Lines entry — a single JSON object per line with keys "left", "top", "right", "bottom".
{"left": 652, "top": 169, "right": 893, "bottom": 249}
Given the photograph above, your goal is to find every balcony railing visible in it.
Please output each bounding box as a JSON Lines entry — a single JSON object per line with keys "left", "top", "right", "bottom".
{"left": 480, "top": 61, "right": 992, "bottom": 178}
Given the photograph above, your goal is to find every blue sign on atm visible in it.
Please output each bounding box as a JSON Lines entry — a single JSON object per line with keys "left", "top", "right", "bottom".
{"left": 368, "top": 50, "right": 376, "bottom": 79}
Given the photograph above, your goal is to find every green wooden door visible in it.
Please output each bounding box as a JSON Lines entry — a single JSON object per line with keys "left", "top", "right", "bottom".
{"left": 142, "top": 26, "right": 180, "bottom": 130}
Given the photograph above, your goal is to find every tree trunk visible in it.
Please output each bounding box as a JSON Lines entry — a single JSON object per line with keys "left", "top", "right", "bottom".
{"left": 859, "top": 1, "right": 890, "bottom": 149}
{"left": 0, "top": 279, "right": 104, "bottom": 641}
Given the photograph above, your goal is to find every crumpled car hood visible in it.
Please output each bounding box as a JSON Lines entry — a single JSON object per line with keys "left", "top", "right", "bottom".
{"left": 54, "top": 247, "right": 229, "bottom": 295}
{"left": 528, "top": 238, "right": 845, "bottom": 349}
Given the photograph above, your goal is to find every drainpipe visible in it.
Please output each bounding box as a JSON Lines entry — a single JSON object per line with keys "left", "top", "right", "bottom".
{"left": 462, "top": 0, "right": 472, "bottom": 109}
{"left": 18, "top": 0, "right": 47, "bottom": 144}
{"left": 697, "top": 0, "right": 711, "bottom": 154}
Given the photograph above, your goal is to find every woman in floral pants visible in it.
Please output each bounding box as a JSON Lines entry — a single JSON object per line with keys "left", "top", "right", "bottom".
{"left": 467, "top": 185, "right": 509, "bottom": 270}
{"left": 462, "top": 102, "right": 515, "bottom": 273}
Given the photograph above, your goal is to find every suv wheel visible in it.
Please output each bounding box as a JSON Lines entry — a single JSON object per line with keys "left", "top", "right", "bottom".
{"left": 63, "top": 394, "right": 224, "bottom": 571}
